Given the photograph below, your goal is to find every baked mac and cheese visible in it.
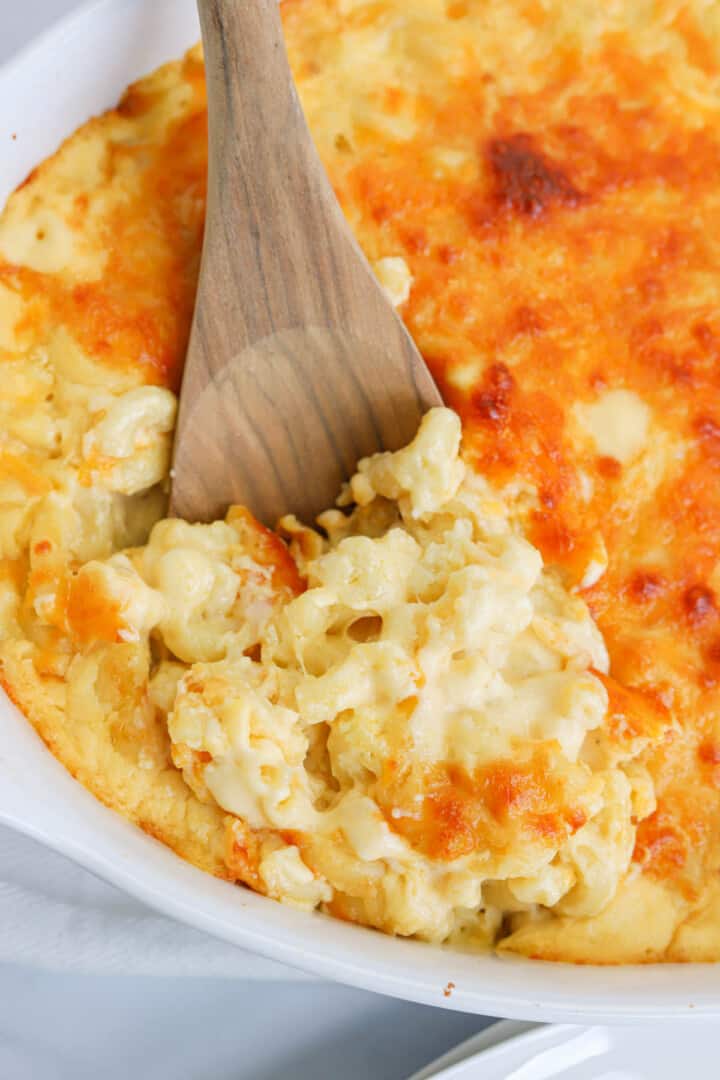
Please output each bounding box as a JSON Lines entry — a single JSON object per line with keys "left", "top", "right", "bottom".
{"left": 2, "top": 0, "right": 720, "bottom": 962}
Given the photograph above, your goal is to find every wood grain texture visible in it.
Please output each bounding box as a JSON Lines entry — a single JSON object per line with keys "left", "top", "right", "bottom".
{"left": 170, "top": 0, "right": 441, "bottom": 525}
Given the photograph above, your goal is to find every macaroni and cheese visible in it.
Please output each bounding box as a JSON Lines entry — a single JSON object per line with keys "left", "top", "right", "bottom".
{"left": 2, "top": 0, "right": 720, "bottom": 962}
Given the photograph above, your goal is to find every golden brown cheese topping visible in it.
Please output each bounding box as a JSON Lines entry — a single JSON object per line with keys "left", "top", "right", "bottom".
{"left": 2, "top": 0, "right": 720, "bottom": 961}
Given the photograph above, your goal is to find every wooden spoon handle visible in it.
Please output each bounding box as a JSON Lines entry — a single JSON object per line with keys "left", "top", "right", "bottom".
{"left": 198, "top": 0, "right": 348, "bottom": 339}
{"left": 201, "top": 0, "right": 296, "bottom": 127}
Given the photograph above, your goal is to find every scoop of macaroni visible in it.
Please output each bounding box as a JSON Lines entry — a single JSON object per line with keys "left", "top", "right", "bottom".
{"left": 48, "top": 408, "right": 652, "bottom": 942}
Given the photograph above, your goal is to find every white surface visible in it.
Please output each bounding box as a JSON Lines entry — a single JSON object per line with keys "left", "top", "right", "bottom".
{"left": 0, "top": 0, "right": 718, "bottom": 1027}
{"left": 0, "top": 826, "right": 303, "bottom": 978}
{"left": 413, "top": 1021, "right": 720, "bottom": 1079}
{"left": 0, "top": 963, "right": 488, "bottom": 1080}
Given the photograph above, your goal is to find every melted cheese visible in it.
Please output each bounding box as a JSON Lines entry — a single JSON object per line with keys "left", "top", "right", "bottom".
{"left": 574, "top": 390, "right": 652, "bottom": 465}
{"left": 372, "top": 256, "right": 413, "bottom": 306}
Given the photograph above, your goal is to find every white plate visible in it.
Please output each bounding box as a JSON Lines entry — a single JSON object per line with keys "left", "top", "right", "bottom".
{"left": 411, "top": 1021, "right": 716, "bottom": 1079}
{"left": 1, "top": 0, "right": 719, "bottom": 1020}
{"left": 409, "top": 1021, "right": 538, "bottom": 1079}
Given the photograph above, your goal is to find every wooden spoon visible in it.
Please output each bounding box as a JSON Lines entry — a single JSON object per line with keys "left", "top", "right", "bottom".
{"left": 170, "top": 0, "right": 441, "bottom": 525}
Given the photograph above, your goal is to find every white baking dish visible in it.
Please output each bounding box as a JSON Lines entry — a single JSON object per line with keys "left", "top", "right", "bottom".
{"left": 0, "top": 0, "right": 717, "bottom": 1019}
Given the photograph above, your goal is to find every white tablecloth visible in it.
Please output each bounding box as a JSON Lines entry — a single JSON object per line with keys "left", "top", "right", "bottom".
{"left": 0, "top": 826, "right": 299, "bottom": 978}
{"left": 0, "top": 828, "right": 485, "bottom": 1080}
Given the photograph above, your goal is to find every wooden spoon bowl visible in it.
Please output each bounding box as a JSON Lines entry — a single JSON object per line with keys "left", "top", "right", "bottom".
{"left": 170, "top": 0, "right": 441, "bottom": 525}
